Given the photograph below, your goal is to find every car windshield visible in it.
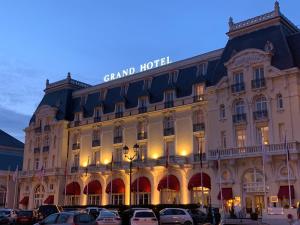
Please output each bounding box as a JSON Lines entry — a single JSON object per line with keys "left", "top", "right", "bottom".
{"left": 135, "top": 212, "right": 155, "bottom": 218}
{"left": 100, "top": 211, "right": 115, "bottom": 217}
{"left": 18, "top": 211, "right": 33, "bottom": 216}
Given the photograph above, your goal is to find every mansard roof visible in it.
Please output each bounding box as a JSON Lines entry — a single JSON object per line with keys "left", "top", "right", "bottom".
{"left": 287, "top": 32, "right": 300, "bottom": 68}
{"left": 0, "top": 129, "right": 24, "bottom": 149}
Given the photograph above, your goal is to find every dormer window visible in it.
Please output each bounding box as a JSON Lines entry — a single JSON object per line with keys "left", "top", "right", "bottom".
{"left": 137, "top": 121, "right": 147, "bottom": 140}
{"left": 138, "top": 97, "right": 148, "bottom": 114}
{"left": 194, "top": 84, "right": 204, "bottom": 102}
{"left": 198, "top": 63, "right": 207, "bottom": 76}
{"left": 74, "top": 113, "right": 81, "bottom": 126}
{"left": 164, "top": 91, "right": 174, "bottom": 108}
{"left": 115, "top": 103, "right": 124, "bottom": 118}
{"left": 72, "top": 133, "right": 80, "bottom": 150}
{"left": 94, "top": 107, "right": 102, "bottom": 122}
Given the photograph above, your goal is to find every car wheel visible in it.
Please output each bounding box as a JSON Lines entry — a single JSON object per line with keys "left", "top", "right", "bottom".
{"left": 184, "top": 221, "right": 192, "bottom": 225}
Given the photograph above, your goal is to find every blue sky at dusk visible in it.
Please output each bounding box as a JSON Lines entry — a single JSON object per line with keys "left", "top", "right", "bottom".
{"left": 0, "top": 0, "right": 299, "bottom": 140}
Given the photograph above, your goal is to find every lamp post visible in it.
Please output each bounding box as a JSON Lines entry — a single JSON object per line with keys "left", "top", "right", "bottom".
{"left": 123, "top": 143, "right": 139, "bottom": 208}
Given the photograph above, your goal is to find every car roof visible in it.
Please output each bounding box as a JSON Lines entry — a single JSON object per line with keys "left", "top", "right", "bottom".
{"left": 160, "top": 208, "right": 187, "bottom": 211}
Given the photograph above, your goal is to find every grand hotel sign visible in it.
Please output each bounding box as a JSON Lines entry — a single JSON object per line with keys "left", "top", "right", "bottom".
{"left": 103, "top": 56, "right": 171, "bottom": 82}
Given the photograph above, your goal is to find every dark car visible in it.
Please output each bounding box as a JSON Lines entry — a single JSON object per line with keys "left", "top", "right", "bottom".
{"left": 0, "top": 213, "right": 9, "bottom": 225}
{"left": 16, "top": 210, "right": 37, "bottom": 225}
{"left": 188, "top": 209, "right": 209, "bottom": 225}
{"left": 34, "top": 212, "right": 96, "bottom": 225}
{"left": 37, "top": 205, "right": 61, "bottom": 221}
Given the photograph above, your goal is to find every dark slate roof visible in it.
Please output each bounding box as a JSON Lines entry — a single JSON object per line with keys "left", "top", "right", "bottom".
{"left": 209, "top": 25, "right": 296, "bottom": 86}
{"left": 30, "top": 89, "right": 73, "bottom": 123}
{"left": 0, "top": 153, "right": 23, "bottom": 170}
{"left": 287, "top": 32, "right": 300, "bottom": 68}
{"left": 0, "top": 129, "right": 24, "bottom": 149}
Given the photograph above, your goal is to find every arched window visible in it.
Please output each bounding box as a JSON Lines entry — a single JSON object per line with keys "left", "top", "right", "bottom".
{"left": 243, "top": 168, "right": 264, "bottom": 190}
{"left": 219, "top": 104, "right": 225, "bottom": 119}
{"left": 34, "top": 185, "right": 45, "bottom": 208}
{"left": 277, "top": 94, "right": 283, "bottom": 110}
{"left": 234, "top": 100, "right": 245, "bottom": 115}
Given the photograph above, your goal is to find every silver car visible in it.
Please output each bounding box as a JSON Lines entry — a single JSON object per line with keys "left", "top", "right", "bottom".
{"left": 34, "top": 212, "right": 97, "bottom": 225}
{"left": 159, "top": 208, "right": 193, "bottom": 225}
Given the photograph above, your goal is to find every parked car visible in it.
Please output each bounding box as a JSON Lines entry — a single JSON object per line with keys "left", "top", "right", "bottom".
{"left": 121, "top": 208, "right": 150, "bottom": 225}
{"left": 85, "top": 207, "right": 103, "bottom": 219}
{"left": 188, "top": 208, "right": 209, "bottom": 225}
{"left": 16, "top": 210, "right": 37, "bottom": 224}
{"left": 37, "top": 205, "right": 61, "bottom": 221}
{"left": 159, "top": 208, "right": 193, "bottom": 225}
{"left": 0, "top": 209, "right": 17, "bottom": 224}
{"left": 96, "top": 210, "right": 121, "bottom": 225}
{"left": 0, "top": 212, "right": 9, "bottom": 225}
{"left": 34, "top": 211, "right": 97, "bottom": 225}
{"left": 131, "top": 209, "right": 158, "bottom": 225}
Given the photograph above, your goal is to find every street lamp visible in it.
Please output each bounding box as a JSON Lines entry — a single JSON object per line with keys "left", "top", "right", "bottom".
{"left": 123, "top": 143, "right": 139, "bottom": 207}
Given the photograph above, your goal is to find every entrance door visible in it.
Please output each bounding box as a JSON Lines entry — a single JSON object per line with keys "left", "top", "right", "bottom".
{"left": 254, "top": 195, "right": 264, "bottom": 215}
{"left": 245, "top": 197, "right": 252, "bottom": 214}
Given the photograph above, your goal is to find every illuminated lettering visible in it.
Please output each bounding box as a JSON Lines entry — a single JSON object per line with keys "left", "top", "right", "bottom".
{"left": 147, "top": 62, "right": 154, "bottom": 70}
{"left": 104, "top": 75, "right": 110, "bottom": 82}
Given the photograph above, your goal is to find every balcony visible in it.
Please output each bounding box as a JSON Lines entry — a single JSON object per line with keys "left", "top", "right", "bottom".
{"left": 163, "top": 127, "right": 175, "bottom": 136}
{"left": 193, "top": 95, "right": 205, "bottom": 102}
{"left": 74, "top": 120, "right": 80, "bottom": 127}
{"left": 94, "top": 117, "right": 101, "bottom": 123}
{"left": 232, "top": 113, "right": 247, "bottom": 124}
{"left": 231, "top": 83, "right": 245, "bottom": 93}
{"left": 137, "top": 132, "right": 147, "bottom": 140}
{"left": 193, "top": 123, "right": 205, "bottom": 132}
{"left": 115, "top": 112, "right": 123, "bottom": 118}
{"left": 164, "top": 101, "right": 174, "bottom": 109}
{"left": 243, "top": 182, "right": 267, "bottom": 193}
{"left": 92, "top": 139, "right": 101, "bottom": 147}
{"left": 42, "top": 146, "right": 49, "bottom": 153}
{"left": 207, "top": 142, "right": 300, "bottom": 160}
{"left": 251, "top": 78, "right": 266, "bottom": 89}
{"left": 113, "top": 136, "right": 123, "bottom": 144}
{"left": 34, "top": 147, "right": 40, "bottom": 154}
{"left": 72, "top": 143, "right": 80, "bottom": 150}
{"left": 253, "top": 110, "right": 268, "bottom": 121}
{"left": 138, "top": 106, "right": 147, "bottom": 114}
{"left": 44, "top": 125, "right": 51, "bottom": 132}
{"left": 34, "top": 127, "right": 42, "bottom": 133}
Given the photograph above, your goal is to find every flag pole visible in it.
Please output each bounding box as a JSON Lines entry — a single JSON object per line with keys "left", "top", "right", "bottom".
{"left": 262, "top": 142, "right": 267, "bottom": 211}
{"left": 200, "top": 138, "right": 204, "bottom": 208}
{"left": 110, "top": 154, "right": 113, "bottom": 205}
{"left": 218, "top": 149, "right": 223, "bottom": 213}
{"left": 13, "top": 166, "right": 19, "bottom": 209}
{"left": 5, "top": 166, "right": 10, "bottom": 208}
{"left": 285, "top": 133, "right": 292, "bottom": 207}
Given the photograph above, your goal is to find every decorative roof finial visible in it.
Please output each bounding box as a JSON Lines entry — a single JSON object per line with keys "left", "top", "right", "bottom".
{"left": 67, "top": 72, "right": 71, "bottom": 81}
{"left": 229, "top": 17, "right": 234, "bottom": 30}
{"left": 274, "top": 1, "right": 280, "bottom": 16}
{"left": 46, "top": 79, "right": 49, "bottom": 87}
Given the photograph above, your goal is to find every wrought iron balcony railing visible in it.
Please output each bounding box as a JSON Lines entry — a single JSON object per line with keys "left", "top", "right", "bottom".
{"left": 232, "top": 113, "right": 247, "bottom": 124}
{"left": 163, "top": 127, "right": 175, "bottom": 136}
{"left": 231, "top": 83, "right": 245, "bottom": 93}
{"left": 193, "top": 123, "right": 205, "bottom": 132}
{"left": 164, "top": 101, "right": 174, "bottom": 109}
{"left": 137, "top": 132, "right": 147, "bottom": 140}
{"left": 253, "top": 110, "right": 268, "bottom": 121}
{"left": 251, "top": 78, "right": 266, "bottom": 89}
{"left": 113, "top": 136, "right": 123, "bottom": 144}
{"left": 92, "top": 140, "right": 101, "bottom": 147}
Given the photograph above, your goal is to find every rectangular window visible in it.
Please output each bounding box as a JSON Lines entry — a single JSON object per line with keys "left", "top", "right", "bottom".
{"left": 253, "top": 67, "right": 264, "bottom": 80}
{"left": 165, "top": 91, "right": 174, "bottom": 102}
{"left": 114, "top": 148, "right": 123, "bottom": 163}
{"left": 256, "top": 126, "right": 269, "bottom": 145}
{"left": 195, "top": 84, "right": 204, "bottom": 96}
{"left": 165, "top": 141, "right": 175, "bottom": 157}
{"left": 234, "top": 72, "right": 244, "bottom": 84}
{"left": 92, "top": 129, "right": 101, "bottom": 141}
{"left": 74, "top": 113, "right": 80, "bottom": 121}
{"left": 278, "top": 123, "right": 285, "bottom": 143}
{"left": 74, "top": 154, "right": 80, "bottom": 167}
{"left": 93, "top": 151, "right": 101, "bottom": 165}
{"left": 221, "top": 131, "right": 227, "bottom": 149}
{"left": 198, "top": 63, "right": 207, "bottom": 75}
{"left": 116, "top": 103, "right": 124, "bottom": 113}
{"left": 138, "top": 144, "right": 147, "bottom": 161}
{"left": 49, "top": 184, "right": 54, "bottom": 191}
{"left": 94, "top": 108, "right": 101, "bottom": 118}
{"left": 34, "top": 158, "right": 39, "bottom": 170}
{"left": 114, "top": 126, "right": 122, "bottom": 137}
{"left": 236, "top": 129, "right": 246, "bottom": 147}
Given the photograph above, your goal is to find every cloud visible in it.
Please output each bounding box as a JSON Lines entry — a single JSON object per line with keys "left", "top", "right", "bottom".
{"left": 0, "top": 106, "right": 30, "bottom": 142}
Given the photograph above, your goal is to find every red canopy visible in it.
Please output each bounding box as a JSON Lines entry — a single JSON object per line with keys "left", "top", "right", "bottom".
{"left": 218, "top": 188, "right": 233, "bottom": 200}
{"left": 65, "top": 182, "right": 81, "bottom": 195}
{"left": 157, "top": 175, "right": 180, "bottom": 191}
{"left": 105, "top": 178, "right": 125, "bottom": 193}
{"left": 188, "top": 173, "right": 211, "bottom": 190}
{"left": 44, "top": 195, "right": 54, "bottom": 204}
{"left": 19, "top": 196, "right": 29, "bottom": 205}
{"left": 131, "top": 176, "right": 151, "bottom": 192}
{"left": 278, "top": 185, "right": 295, "bottom": 199}
{"left": 84, "top": 180, "right": 102, "bottom": 195}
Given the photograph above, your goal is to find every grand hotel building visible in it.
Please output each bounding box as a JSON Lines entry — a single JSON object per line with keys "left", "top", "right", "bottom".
{"left": 19, "top": 3, "right": 300, "bottom": 214}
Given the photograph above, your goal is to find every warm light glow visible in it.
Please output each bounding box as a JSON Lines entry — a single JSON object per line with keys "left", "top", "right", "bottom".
{"left": 82, "top": 161, "right": 88, "bottom": 167}
{"left": 103, "top": 159, "right": 109, "bottom": 165}
{"left": 181, "top": 149, "right": 187, "bottom": 156}
{"left": 152, "top": 153, "right": 159, "bottom": 159}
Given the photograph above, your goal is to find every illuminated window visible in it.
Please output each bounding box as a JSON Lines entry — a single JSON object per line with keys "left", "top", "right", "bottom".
{"left": 236, "top": 129, "right": 246, "bottom": 147}
{"left": 73, "top": 154, "right": 80, "bottom": 167}
{"left": 256, "top": 126, "right": 269, "bottom": 145}
{"left": 194, "top": 84, "right": 204, "bottom": 96}
{"left": 34, "top": 185, "right": 45, "bottom": 208}
{"left": 221, "top": 131, "right": 227, "bottom": 149}
{"left": 165, "top": 141, "right": 175, "bottom": 157}
{"left": 93, "top": 151, "right": 101, "bottom": 165}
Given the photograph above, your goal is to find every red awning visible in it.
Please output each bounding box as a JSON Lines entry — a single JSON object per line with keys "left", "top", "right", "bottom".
{"left": 218, "top": 188, "right": 233, "bottom": 200}
{"left": 105, "top": 178, "right": 125, "bottom": 193}
{"left": 44, "top": 195, "right": 54, "bottom": 204}
{"left": 65, "top": 182, "right": 81, "bottom": 195}
{"left": 131, "top": 176, "right": 151, "bottom": 192}
{"left": 19, "top": 196, "right": 29, "bottom": 205}
{"left": 84, "top": 180, "right": 102, "bottom": 195}
{"left": 188, "top": 173, "right": 211, "bottom": 190}
{"left": 157, "top": 175, "right": 180, "bottom": 191}
{"left": 278, "top": 185, "right": 295, "bottom": 199}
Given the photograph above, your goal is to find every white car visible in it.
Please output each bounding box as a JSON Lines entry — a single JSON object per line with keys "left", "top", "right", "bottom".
{"left": 159, "top": 208, "right": 193, "bottom": 225}
{"left": 131, "top": 209, "right": 158, "bottom": 225}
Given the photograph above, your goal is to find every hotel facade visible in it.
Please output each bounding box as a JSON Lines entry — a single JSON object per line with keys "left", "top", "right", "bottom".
{"left": 19, "top": 3, "right": 300, "bottom": 215}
